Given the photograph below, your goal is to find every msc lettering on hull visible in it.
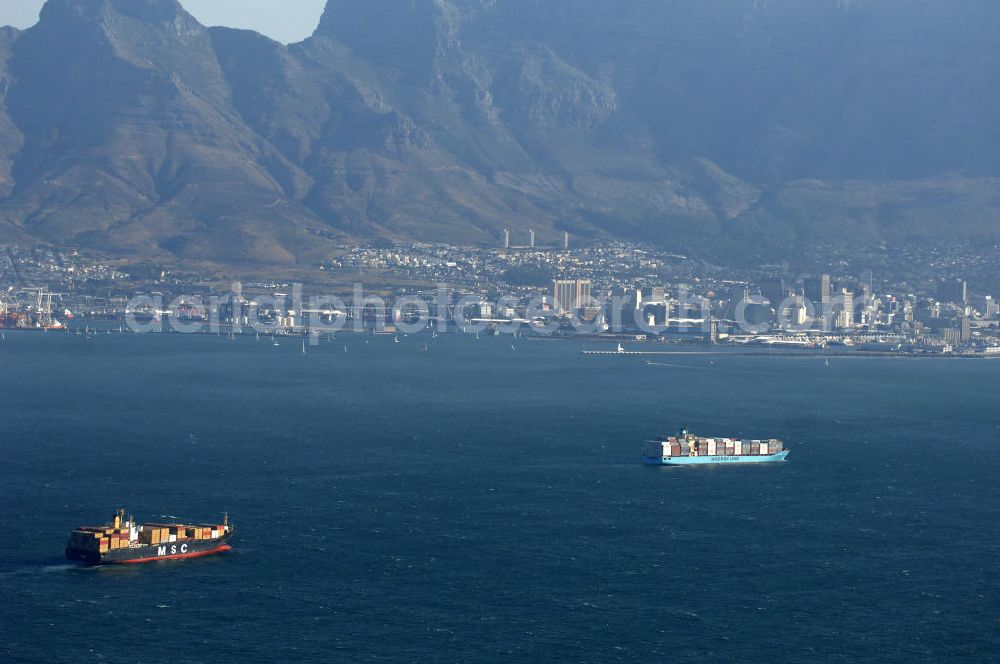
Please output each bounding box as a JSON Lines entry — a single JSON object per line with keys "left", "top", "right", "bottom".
{"left": 156, "top": 544, "right": 189, "bottom": 556}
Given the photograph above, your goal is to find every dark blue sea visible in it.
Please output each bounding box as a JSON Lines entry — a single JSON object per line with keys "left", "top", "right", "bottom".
{"left": 1, "top": 330, "right": 998, "bottom": 662}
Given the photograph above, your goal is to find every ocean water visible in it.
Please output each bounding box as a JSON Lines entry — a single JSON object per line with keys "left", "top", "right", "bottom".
{"left": 1, "top": 330, "right": 998, "bottom": 662}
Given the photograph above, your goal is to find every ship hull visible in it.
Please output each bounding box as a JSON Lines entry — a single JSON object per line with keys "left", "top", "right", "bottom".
{"left": 66, "top": 534, "right": 234, "bottom": 566}
{"left": 644, "top": 451, "right": 790, "bottom": 466}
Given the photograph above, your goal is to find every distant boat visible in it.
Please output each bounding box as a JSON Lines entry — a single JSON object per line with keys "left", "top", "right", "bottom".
{"left": 344, "top": 346, "right": 348, "bottom": 353}
{"left": 65, "top": 509, "right": 233, "bottom": 566}
{"left": 395, "top": 335, "right": 400, "bottom": 343}
{"left": 421, "top": 342, "right": 429, "bottom": 352}
{"left": 301, "top": 339, "right": 306, "bottom": 356}
{"left": 272, "top": 336, "right": 279, "bottom": 347}
{"left": 616, "top": 343, "right": 625, "bottom": 354}
{"left": 644, "top": 426, "right": 789, "bottom": 466}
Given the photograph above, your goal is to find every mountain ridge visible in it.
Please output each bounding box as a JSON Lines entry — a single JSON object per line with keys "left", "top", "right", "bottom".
{"left": 0, "top": 0, "right": 998, "bottom": 268}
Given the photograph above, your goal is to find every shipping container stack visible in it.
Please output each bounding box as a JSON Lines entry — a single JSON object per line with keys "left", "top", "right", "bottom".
{"left": 69, "top": 525, "right": 131, "bottom": 553}
{"left": 138, "top": 523, "right": 226, "bottom": 544}
{"left": 648, "top": 433, "right": 785, "bottom": 459}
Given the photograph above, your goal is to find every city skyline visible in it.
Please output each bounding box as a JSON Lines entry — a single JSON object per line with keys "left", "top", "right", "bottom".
{"left": 3, "top": 240, "right": 995, "bottom": 357}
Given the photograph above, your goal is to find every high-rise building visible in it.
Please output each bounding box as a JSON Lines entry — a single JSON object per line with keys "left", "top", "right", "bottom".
{"left": 778, "top": 296, "right": 808, "bottom": 327}
{"left": 529, "top": 229, "right": 535, "bottom": 248}
{"left": 578, "top": 279, "right": 592, "bottom": 308}
{"left": 552, "top": 280, "right": 576, "bottom": 314}
{"left": 971, "top": 295, "right": 997, "bottom": 318}
{"left": 610, "top": 288, "right": 645, "bottom": 329}
{"left": 552, "top": 279, "right": 592, "bottom": 313}
{"left": 804, "top": 275, "right": 831, "bottom": 315}
{"left": 851, "top": 283, "right": 873, "bottom": 325}
{"left": 832, "top": 288, "right": 853, "bottom": 329}
{"left": 641, "top": 286, "right": 666, "bottom": 304}
{"left": 503, "top": 228, "right": 510, "bottom": 249}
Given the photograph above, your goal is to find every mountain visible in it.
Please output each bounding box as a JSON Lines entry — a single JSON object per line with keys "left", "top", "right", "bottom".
{"left": 0, "top": 28, "right": 23, "bottom": 203}
{"left": 0, "top": 0, "right": 999, "bottom": 268}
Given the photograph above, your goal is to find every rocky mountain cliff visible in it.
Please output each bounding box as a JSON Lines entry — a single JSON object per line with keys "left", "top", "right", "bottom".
{"left": 1, "top": 0, "right": 998, "bottom": 267}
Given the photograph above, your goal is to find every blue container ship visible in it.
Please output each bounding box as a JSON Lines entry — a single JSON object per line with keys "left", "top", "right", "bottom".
{"left": 644, "top": 426, "right": 789, "bottom": 465}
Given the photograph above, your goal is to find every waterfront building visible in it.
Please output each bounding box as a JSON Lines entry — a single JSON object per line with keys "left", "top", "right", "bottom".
{"left": 551, "top": 279, "right": 592, "bottom": 313}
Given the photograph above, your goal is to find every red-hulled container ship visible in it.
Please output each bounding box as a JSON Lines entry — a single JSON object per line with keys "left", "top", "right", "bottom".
{"left": 65, "top": 509, "right": 234, "bottom": 566}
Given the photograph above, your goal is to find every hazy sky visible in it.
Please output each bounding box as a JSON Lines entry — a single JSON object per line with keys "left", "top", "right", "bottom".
{"left": 0, "top": 0, "right": 328, "bottom": 44}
